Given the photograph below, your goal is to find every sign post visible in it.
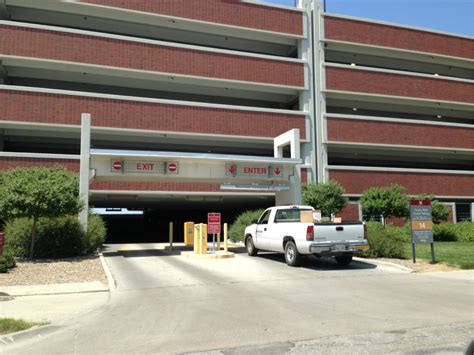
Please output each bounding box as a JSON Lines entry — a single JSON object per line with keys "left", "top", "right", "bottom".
{"left": 410, "top": 200, "right": 435, "bottom": 264}
{"left": 208, "top": 213, "right": 221, "bottom": 254}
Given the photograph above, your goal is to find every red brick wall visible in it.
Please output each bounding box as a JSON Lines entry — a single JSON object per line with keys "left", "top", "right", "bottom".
{"left": 336, "top": 203, "right": 360, "bottom": 221}
{"left": 0, "top": 90, "right": 306, "bottom": 139}
{"left": 82, "top": 0, "right": 303, "bottom": 35}
{"left": 0, "top": 25, "right": 304, "bottom": 87}
{"left": 329, "top": 169, "right": 474, "bottom": 196}
{"left": 327, "top": 118, "right": 474, "bottom": 149}
{"left": 325, "top": 16, "right": 474, "bottom": 60}
{"left": 326, "top": 67, "right": 474, "bottom": 104}
{"left": 0, "top": 157, "right": 80, "bottom": 172}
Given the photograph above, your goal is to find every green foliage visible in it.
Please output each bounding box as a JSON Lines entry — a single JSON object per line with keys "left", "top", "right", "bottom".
{"left": 0, "top": 318, "right": 43, "bottom": 335}
{"left": 0, "top": 253, "right": 16, "bottom": 273}
{"left": 360, "top": 184, "right": 409, "bottom": 223}
{"left": 0, "top": 167, "right": 82, "bottom": 221}
{"left": 361, "top": 222, "right": 407, "bottom": 259}
{"left": 4, "top": 218, "right": 31, "bottom": 257}
{"left": 415, "top": 194, "right": 450, "bottom": 224}
{"left": 4, "top": 216, "right": 83, "bottom": 258}
{"left": 433, "top": 222, "right": 474, "bottom": 242}
{"left": 229, "top": 209, "right": 265, "bottom": 243}
{"left": 302, "top": 180, "right": 348, "bottom": 217}
{"left": 0, "top": 166, "right": 83, "bottom": 258}
{"left": 83, "top": 214, "right": 107, "bottom": 253}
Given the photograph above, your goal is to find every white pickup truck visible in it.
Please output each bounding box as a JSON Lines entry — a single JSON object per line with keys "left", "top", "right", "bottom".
{"left": 244, "top": 205, "right": 369, "bottom": 266}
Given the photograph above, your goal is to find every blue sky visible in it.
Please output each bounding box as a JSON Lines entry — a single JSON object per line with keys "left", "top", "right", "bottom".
{"left": 265, "top": 0, "right": 474, "bottom": 36}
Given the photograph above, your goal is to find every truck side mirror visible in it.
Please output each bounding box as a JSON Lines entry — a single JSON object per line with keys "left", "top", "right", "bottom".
{"left": 252, "top": 219, "right": 258, "bottom": 224}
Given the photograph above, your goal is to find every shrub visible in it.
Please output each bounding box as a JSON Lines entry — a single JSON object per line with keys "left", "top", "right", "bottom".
{"left": 0, "top": 166, "right": 83, "bottom": 258}
{"left": 229, "top": 209, "right": 265, "bottom": 243}
{"left": 385, "top": 223, "right": 411, "bottom": 243}
{"left": 433, "top": 222, "right": 474, "bottom": 242}
{"left": 0, "top": 253, "right": 16, "bottom": 273}
{"left": 83, "top": 214, "right": 107, "bottom": 253}
{"left": 361, "top": 222, "right": 407, "bottom": 259}
{"left": 4, "top": 216, "right": 83, "bottom": 258}
{"left": 302, "top": 180, "right": 348, "bottom": 217}
{"left": 360, "top": 184, "right": 409, "bottom": 224}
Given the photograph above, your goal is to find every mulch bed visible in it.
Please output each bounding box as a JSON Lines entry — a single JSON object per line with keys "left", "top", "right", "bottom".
{"left": 0, "top": 254, "right": 107, "bottom": 286}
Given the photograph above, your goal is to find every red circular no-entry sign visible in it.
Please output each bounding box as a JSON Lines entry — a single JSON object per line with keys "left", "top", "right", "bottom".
{"left": 168, "top": 163, "right": 177, "bottom": 173}
{"left": 113, "top": 161, "right": 123, "bottom": 171}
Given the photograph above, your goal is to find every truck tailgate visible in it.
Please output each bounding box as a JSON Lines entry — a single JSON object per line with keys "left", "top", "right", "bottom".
{"left": 313, "top": 222, "right": 365, "bottom": 243}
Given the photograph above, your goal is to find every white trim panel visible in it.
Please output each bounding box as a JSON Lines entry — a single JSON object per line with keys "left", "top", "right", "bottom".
{"left": 327, "top": 165, "right": 474, "bottom": 175}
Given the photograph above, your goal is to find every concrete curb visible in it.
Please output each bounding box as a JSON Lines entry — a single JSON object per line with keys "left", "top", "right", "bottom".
{"left": 99, "top": 251, "right": 116, "bottom": 292}
{"left": 1, "top": 281, "right": 109, "bottom": 297}
{"left": 354, "top": 257, "right": 413, "bottom": 273}
{"left": 0, "top": 324, "right": 62, "bottom": 347}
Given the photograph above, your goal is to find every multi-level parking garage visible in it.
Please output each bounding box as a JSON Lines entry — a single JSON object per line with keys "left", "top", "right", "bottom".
{"left": 0, "top": 0, "right": 472, "bottom": 242}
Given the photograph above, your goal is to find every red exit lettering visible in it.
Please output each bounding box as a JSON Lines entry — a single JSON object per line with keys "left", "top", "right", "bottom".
{"left": 136, "top": 163, "right": 155, "bottom": 171}
{"left": 243, "top": 167, "right": 267, "bottom": 174}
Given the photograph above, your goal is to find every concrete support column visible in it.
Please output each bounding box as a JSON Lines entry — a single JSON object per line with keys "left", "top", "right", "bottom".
{"left": 297, "top": 0, "right": 317, "bottom": 184}
{"left": 274, "top": 129, "right": 302, "bottom": 205}
{"left": 312, "top": 0, "right": 328, "bottom": 183}
{"left": 79, "top": 113, "right": 91, "bottom": 232}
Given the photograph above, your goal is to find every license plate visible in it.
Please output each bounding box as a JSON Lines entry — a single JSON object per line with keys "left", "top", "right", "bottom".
{"left": 334, "top": 244, "right": 345, "bottom": 251}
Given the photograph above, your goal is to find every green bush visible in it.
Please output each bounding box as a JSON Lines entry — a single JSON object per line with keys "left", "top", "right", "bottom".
{"left": 83, "top": 214, "right": 107, "bottom": 253}
{"left": 4, "top": 218, "right": 31, "bottom": 258}
{"left": 5, "top": 216, "right": 83, "bottom": 258}
{"left": 229, "top": 209, "right": 265, "bottom": 243}
{"left": 361, "top": 222, "right": 407, "bottom": 259}
{"left": 0, "top": 253, "right": 15, "bottom": 273}
{"left": 433, "top": 222, "right": 474, "bottom": 242}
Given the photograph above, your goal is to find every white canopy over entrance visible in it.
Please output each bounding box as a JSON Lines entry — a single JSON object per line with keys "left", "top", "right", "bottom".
{"left": 78, "top": 114, "right": 303, "bottom": 230}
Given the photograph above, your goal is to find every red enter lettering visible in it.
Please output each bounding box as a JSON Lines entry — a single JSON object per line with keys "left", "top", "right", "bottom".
{"left": 244, "top": 167, "right": 267, "bottom": 174}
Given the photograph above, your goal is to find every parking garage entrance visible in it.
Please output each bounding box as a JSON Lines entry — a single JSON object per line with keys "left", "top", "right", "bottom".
{"left": 78, "top": 114, "right": 303, "bottom": 244}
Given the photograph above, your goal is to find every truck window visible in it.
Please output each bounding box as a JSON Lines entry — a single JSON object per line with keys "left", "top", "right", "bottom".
{"left": 274, "top": 209, "right": 312, "bottom": 223}
{"left": 258, "top": 210, "right": 271, "bottom": 225}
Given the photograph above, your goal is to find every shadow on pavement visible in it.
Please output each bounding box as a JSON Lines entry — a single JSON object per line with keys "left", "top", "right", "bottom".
{"left": 256, "top": 253, "right": 377, "bottom": 271}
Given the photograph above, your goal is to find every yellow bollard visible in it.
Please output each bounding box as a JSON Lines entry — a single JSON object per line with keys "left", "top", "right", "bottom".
{"left": 194, "top": 224, "right": 200, "bottom": 254}
{"left": 224, "top": 223, "right": 228, "bottom": 253}
{"left": 184, "top": 222, "right": 194, "bottom": 246}
{"left": 202, "top": 224, "right": 208, "bottom": 254}
{"left": 169, "top": 222, "right": 173, "bottom": 251}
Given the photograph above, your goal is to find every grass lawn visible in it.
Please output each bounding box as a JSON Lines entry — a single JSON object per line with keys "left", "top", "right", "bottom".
{"left": 406, "top": 241, "right": 474, "bottom": 269}
{"left": 0, "top": 318, "right": 43, "bottom": 335}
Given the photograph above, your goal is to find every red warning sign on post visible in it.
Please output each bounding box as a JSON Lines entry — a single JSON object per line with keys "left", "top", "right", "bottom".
{"left": 112, "top": 160, "right": 123, "bottom": 171}
{"left": 208, "top": 213, "right": 221, "bottom": 235}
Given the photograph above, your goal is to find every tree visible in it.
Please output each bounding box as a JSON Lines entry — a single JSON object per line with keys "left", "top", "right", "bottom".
{"left": 360, "top": 184, "right": 409, "bottom": 225}
{"left": 0, "top": 167, "right": 83, "bottom": 258}
{"left": 302, "top": 180, "right": 348, "bottom": 218}
{"left": 415, "top": 194, "right": 450, "bottom": 224}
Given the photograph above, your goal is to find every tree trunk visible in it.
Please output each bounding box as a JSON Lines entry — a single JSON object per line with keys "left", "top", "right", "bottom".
{"left": 29, "top": 217, "right": 37, "bottom": 259}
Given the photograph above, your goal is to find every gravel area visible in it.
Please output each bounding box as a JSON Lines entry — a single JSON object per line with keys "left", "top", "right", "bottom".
{"left": 0, "top": 255, "right": 108, "bottom": 286}
{"left": 376, "top": 258, "right": 459, "bottom": 273}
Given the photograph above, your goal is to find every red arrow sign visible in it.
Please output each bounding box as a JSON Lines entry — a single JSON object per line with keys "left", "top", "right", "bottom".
{"left": 274, "top": 167, "right": 281, "bottom": 176}
{"left": 228, "top": 165, "right": 236, "bottom": 175}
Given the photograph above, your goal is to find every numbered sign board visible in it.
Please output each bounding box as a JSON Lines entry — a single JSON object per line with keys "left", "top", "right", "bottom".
{"left": 410, "top": 200, "right": 433, "bottom": 243}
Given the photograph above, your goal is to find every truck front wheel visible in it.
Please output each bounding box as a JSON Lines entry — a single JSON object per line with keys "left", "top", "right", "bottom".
{"left": 246, "top": 236, "right": 258, "bottom": 256}
{"left": 284, "top": 241, "right": 302, "bottom": 267}
{"left": 335, "top": 254, "right": 353, "bottom": 266}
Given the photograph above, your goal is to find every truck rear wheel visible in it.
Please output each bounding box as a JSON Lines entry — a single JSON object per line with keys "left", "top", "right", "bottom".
{"left": 335, "top": 255, "right": 353, "bottom": 266}
{"left": 284, "top": 241, "right": 302, "bottom": 267}
{"left": 246, "top": 236, "right": 258, "bottom": 256}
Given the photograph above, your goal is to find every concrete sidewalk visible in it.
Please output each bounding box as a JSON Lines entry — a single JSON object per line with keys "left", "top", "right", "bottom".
{"left": 1, "top": 281, "right": 108, "bottom": 297}
{"left": 0, "top": 291, "right": 109, "bottom": 325}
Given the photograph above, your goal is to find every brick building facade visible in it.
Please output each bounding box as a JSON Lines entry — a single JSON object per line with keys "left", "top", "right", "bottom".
{"left": 0, "top": 0, "right": 472, "bottom": 227}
